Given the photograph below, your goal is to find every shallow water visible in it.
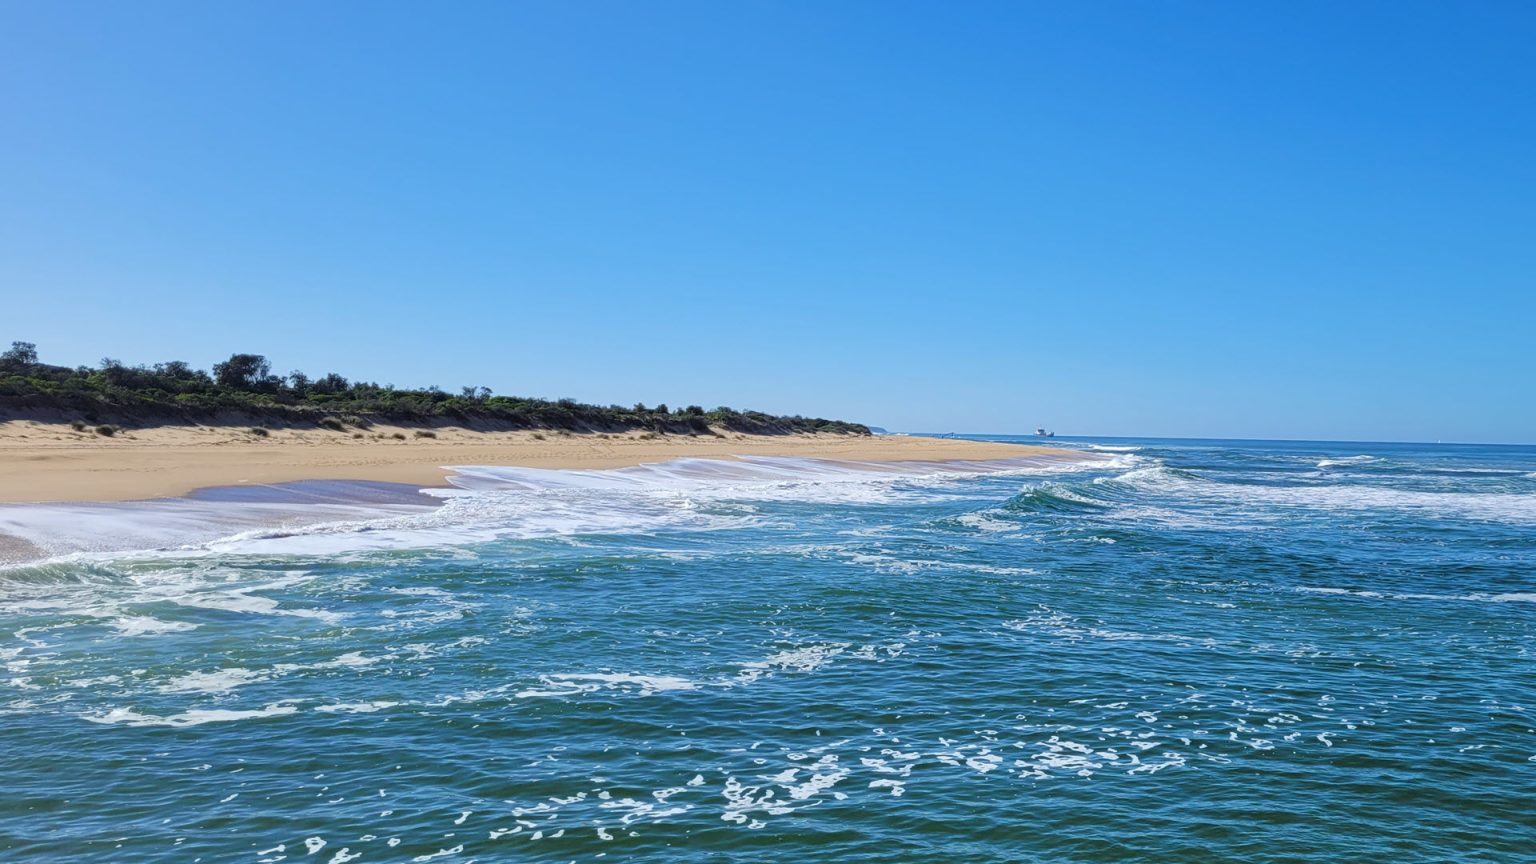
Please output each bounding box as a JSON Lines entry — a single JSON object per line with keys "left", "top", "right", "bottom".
{"left": 1, "top": 438, "right": 1533, "bottom": 861}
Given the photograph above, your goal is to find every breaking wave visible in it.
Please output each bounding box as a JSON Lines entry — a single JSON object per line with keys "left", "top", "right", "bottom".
{"left": 1316, "top": 455, "right": 1380, "bottom": 469}
{"left": 0, "top": 453, "right": 1098, "bottom": 564}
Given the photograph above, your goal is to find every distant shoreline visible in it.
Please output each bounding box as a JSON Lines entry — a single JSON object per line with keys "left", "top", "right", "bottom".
{"left": 0, "top": 421, "right": 1081, "bottom": 505}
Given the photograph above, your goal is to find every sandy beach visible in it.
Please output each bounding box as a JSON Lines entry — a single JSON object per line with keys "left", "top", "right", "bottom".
{"left": 0, "top": 421, "right": 1072, "bottom": 504}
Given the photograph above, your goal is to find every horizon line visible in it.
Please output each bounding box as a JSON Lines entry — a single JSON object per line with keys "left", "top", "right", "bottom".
{"left": 904, "top": 432, "right": 1536, "bottom": 448}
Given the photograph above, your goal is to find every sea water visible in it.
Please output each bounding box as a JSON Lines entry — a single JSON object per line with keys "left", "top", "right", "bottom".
{"left": 1, "top": 437, "right": 1532, "bottom": 861}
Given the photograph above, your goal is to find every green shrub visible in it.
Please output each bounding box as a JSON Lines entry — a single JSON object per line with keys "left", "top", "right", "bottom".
{"left": 94, "top": 424, "right": 117, "bottom": 437}
{"left": 414, "top": 430, "right": 437, "bottom": 438}
{"left": 1, "top": 343, "right": 872, "bottom": 437}
{"left": 391, "top": 432, "right": 406, "bottom": 440}
{"left": 248, "top": 427, "right": 270, "bottom": 437}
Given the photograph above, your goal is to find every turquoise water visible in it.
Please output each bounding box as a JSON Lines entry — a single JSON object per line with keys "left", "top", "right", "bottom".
{"left": 2, "top": 437, "right": 1534, "bottom": 862}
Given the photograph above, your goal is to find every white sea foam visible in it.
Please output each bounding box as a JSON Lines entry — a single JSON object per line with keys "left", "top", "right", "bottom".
{"left": 110, "top": 616, "right": 197, "bottom": 636}
{"left": 439, "top": 454, "right": 1096, "bottom": 511}
{"left": 166, "top": 573, "right": 343, "bottom": 623}
{"left": 1297, "top": 586, "right": 1536, "bottom": 605}
{"left": 516, "top": 672, "right": 698, "bottom": 698}
{"left": 158, "top": 667, "right": 269, "bottom": 694}
{"left": 1316, "top": 455, "right": 1380, "bottom": 469}
{"left": 739, "top": 644, "right": 848, "bottom": 677}
{"left": 0, "top": 494, "right": 433, "bottom": 564}
{"left": 1107, "top": 463, "right": 1536, "bottom": 524}
{"left": 315, "top": 701, "right": 399, "bottom": 713}
{"left": 0, "top": 565, "right": 347, "bottom": 659}
{"left": 953, "top": 512, "right": 1021, "bottom": 532}
{"left": 1489, "top": 592, "right": 1536, "bottom": 603}
{"left": 83, "top": 703, "right": 299, "bottom": 727}
{"left": 0, "top": 453, "right": 1096, "bottom": 563}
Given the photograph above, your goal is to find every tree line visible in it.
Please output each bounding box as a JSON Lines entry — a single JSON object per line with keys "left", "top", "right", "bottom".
{"left": 0, "top": 342, "right": 870, "bottom": 436}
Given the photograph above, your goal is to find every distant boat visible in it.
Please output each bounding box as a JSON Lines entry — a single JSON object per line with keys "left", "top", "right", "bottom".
{"left": 1035, "top": 428, "right": 1055, "bottom": 438}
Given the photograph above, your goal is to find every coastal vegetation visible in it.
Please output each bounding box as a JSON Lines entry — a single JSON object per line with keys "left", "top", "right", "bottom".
{"left": 0, "top": 342, "right": 870, "bottom": 436}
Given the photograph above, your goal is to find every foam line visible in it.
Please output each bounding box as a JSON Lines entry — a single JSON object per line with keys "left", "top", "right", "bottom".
{"left": 0, "top": 454, "right": 1100, "bottom": 563}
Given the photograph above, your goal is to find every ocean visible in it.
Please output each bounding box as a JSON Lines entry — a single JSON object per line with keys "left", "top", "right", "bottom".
{"left": 1, "top": 436, "right": 1533, "bottom": 862}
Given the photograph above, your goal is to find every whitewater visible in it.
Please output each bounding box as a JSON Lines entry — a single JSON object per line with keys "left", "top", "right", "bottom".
{"left": 1, "top": 436, "right": 1533, "bottom": 862}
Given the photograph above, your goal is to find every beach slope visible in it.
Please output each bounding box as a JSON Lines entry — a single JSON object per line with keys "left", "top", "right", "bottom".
{"left": 0, "top": 422, "right": 1073, "bottom": 504}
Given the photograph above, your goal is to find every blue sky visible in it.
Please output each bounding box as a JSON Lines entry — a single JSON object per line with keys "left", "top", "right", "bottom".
{"left": 2, "top": 1, "right": 1532, "bottom": 442}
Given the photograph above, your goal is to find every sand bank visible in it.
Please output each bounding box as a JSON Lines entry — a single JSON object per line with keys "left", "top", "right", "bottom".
{"left": 0, "top": 421, "right": 1075, "bottom": 504}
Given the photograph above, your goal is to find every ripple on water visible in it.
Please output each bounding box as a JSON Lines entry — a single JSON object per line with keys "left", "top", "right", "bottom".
{"left": 2, "top": 440, "right": 1534, "bottom": 861}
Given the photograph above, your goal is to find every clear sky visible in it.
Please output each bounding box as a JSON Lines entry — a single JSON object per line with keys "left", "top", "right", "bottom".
{"left": 2, "top": 1, "right": 1532, "bottom": 442}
